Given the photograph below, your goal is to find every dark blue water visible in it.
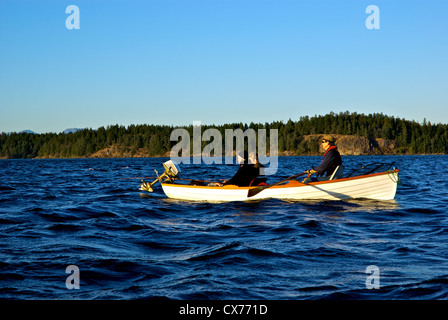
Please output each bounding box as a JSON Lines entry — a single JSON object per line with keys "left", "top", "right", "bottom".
{"left": 1, "top": 155, "right": 448, "bottom": 300}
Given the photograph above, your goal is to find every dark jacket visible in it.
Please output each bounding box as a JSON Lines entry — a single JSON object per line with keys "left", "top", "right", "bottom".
{"left": 224, "top": 164, "right": 260, "bottom": 187}
{"left": 313, "top": 146, "right": 342, "bottom": 177}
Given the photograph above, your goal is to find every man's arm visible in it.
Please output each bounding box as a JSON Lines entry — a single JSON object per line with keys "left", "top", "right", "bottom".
{"left": 313, "top": 150, "right": 336, "bottom": 175}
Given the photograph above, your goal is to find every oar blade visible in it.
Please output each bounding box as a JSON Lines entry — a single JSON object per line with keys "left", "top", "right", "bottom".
{"left": 247, "top": 186, "right": 266, "bottom": 198}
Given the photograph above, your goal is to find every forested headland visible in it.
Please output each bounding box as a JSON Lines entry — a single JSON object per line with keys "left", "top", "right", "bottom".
{"left": 1, "top": 111, "right": 447, "bottom": 159}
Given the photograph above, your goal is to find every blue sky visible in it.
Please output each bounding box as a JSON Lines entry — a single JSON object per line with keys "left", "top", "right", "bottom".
{"left": 0, "top": 0, "right": 447, "bottom": 133}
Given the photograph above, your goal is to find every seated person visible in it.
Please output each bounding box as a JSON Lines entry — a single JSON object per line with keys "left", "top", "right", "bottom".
{"left": 303, "top": 135, "right": 343, "bottom": 183}
{"left": 223, "top": 151, "right": 265, "bottom": 187}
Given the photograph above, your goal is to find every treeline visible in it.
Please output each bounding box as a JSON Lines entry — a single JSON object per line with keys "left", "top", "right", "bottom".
{"left": 1, "top": 111, "right": 447, "bottom": 159}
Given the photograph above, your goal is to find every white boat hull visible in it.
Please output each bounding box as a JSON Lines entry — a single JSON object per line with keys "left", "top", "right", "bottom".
{"left": 161, "top": 170, "right": 400, "bottom": 202}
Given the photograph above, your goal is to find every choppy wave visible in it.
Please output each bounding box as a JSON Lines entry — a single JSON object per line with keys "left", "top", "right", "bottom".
{"left": 1, "top": 156, "right": 448, "bottom": 299}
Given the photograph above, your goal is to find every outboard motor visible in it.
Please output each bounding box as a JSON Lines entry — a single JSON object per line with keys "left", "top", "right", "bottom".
{"left": 139, "top": 160, "right": 181, "bottom": 192}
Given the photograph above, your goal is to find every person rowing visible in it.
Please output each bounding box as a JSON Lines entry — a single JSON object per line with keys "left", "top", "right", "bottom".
{"left": 303, "top": 135, "right": 343, "bottom": 182}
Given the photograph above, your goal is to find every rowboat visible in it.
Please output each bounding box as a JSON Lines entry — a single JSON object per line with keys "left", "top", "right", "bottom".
{"left": 160, "top": 170, "right": 400, "bottom": 202}
{"left": 139, "top": 160, "right": 400, "bottom": 202}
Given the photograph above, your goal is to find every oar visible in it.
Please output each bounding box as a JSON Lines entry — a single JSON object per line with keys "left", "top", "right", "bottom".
{"left": 247, "top": 172, "right": 308, "bottom": 198}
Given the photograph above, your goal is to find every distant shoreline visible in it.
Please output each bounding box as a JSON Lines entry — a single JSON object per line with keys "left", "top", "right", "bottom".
{"left": 1, "top": 153, "right": 446, "bottom": 160}
{"left": 2, "top": 112, "right": 447, "bottom": 159}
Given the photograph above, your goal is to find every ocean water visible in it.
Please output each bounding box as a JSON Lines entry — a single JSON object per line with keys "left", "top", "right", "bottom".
{"left": 1, "top": 155, "right": 448, "bottom": 300}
